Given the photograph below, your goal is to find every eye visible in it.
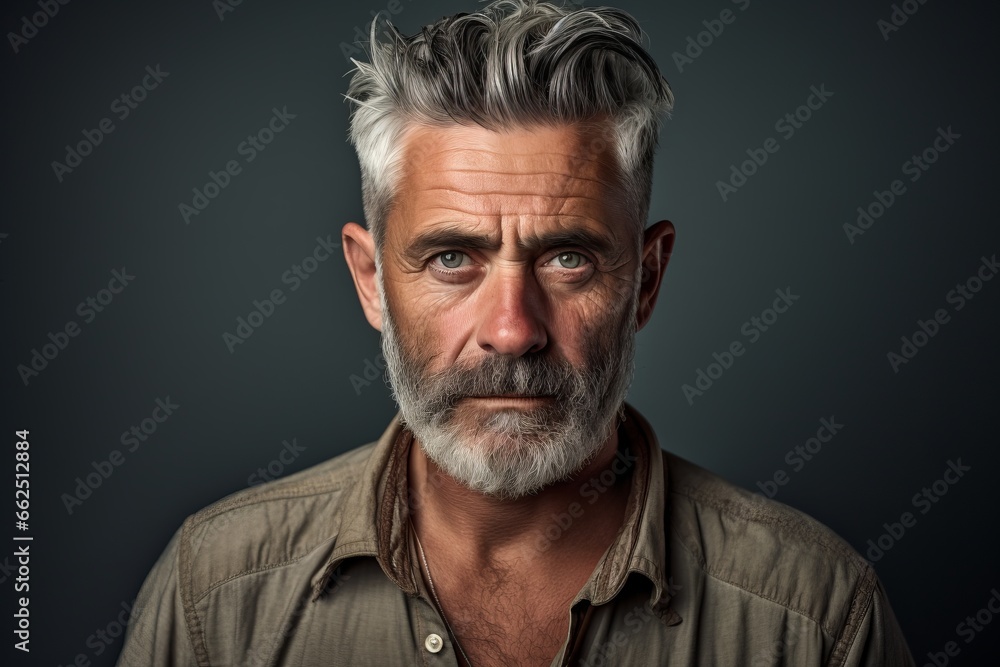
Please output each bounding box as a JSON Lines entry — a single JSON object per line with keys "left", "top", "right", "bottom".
{"left": 434, "top": 251, "right": 469, "bottom": 269}
{"left": 548, "top": 252, "right": 590, "bottom": 269}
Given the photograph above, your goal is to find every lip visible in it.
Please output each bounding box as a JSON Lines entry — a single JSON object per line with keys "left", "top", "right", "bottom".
{"left": 466, "top": 394, "right": 553, "bottom": 399}
{"left": 463, "top": 394, "right": 554, "bottom": 403}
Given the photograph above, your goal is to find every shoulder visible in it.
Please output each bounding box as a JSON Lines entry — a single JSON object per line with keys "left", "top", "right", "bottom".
{"left": 176, "top": 440, "right": 380, "bottom": 600}
{"left": 664, "top": 451, "right": 876, "bottom": 637}
{"left": 121, "top": 419, "right": 406, "bottom": 664}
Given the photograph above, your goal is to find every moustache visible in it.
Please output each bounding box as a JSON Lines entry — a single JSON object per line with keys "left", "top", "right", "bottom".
{"left": 419, "top": 354, "right": 585, "bottom": 414}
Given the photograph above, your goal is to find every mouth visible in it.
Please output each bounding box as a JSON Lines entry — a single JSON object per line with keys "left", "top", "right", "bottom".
{"left": 467, "top": 393, "right": 553, "bottom": 398}
{"left": 463, "top": 394, "right": 555, "bottom": 403}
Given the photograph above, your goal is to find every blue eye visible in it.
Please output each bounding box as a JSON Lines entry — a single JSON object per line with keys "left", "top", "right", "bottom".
{"left": 437, "top": 251, "right": 467, "bottom": 269}
{"left": 551, "top": 252, "right": 587, "bottom": 269}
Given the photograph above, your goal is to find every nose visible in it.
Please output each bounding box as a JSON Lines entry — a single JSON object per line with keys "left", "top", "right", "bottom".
{"left": 475, "top": 268, "right": 548, "bottom": 356}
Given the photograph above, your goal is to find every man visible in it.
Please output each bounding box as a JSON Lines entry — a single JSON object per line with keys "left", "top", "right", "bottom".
{"left": 118, "top": 1, "right": 915, "bottom": 665}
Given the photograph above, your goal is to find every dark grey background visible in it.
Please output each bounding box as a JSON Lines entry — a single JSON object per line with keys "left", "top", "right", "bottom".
{"left": 2, "top": 0, "right": 998, "bottom": 664}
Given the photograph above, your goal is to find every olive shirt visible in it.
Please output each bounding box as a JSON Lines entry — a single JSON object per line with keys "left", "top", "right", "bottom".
{"left": 116, "top": 403, "right": 915, "bottom": 666}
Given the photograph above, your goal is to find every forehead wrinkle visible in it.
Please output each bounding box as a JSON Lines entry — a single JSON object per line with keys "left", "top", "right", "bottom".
{"left": 422, "top": 207, "right": 611, "bottom": 224}
{"left": 417, "top": 164, "right": 612, "bottom": 197}
{"left": 419, "top": 187, "right": 608, "bottom": 204}
{"left": 399, "top": 122, "right": 625, "bottom": 194}
{"left": 420, "top": 144, "right": 611, "bottom": 166}
{"left": 412, "top": 212, "right": 613, "bottom": 239}
{"left": 406, "top": 127, "right": 616, "bottom": 179}
{"left": 447, "top": 146, "right": 604, "bottom": 166}
{"left": 434, "top": 168, "right": 611, "bottom": 189}
{"left": 421, "top": 196, "right": 604, "bottom": 225}
{"left": 391, "top": 124, "right": 632, "bottom": 253}
{"left": 396, "top": 190, "right": 628, "bottom": 254}
{"left": 405, "top": 191, "right": 629, "bottom": 257}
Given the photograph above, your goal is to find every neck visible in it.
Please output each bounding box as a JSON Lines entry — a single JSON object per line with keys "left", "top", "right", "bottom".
{"left": 408, "top": 417, "right": 637, "bottom": 566}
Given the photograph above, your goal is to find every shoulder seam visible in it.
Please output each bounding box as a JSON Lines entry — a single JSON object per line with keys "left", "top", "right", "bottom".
{"left": 671, "top": 532, "right": 836, "bottom": 635}
{"left": 665, "top": 455, "right": 872, "bottom": 638}
{"left": 186, "top": 442, "right": 377, "bottom": 529}
{"left": 179, "top": 514, "right": 211, "bottom": 666}
{"left": 826, "top": 565, "right": 877, "bottom": 667}
{"left": 667, "top": 464, "right": 865, "bottom": 571}
{"left": 193, "top": 552, "right": 313, "bottom": 604}
{"left": 184, "top": 485, "right": 359, "bottom": 604}
{"left": 188, "top": 482, "right": 353, "bottom": 530}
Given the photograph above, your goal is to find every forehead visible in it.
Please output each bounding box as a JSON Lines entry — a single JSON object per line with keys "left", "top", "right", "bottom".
{"left": 389, "top": 122, "right": 627, "bottom": 237}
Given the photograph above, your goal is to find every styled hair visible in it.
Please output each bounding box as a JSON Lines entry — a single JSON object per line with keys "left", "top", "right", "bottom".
{"left": 345, "top": 0, "right": 674, "bottom": 252}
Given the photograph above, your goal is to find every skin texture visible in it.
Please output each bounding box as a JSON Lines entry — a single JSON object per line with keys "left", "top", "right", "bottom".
{"left": 342, "top": 122, "right": 674, "bottom": 666}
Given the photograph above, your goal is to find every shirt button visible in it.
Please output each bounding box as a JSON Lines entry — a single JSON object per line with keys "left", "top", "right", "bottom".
{"left": 424, "top": 633, "right": 444, "bottom": 653}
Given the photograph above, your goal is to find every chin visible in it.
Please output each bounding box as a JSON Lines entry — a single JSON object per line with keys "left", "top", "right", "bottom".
{"left": 418, "top": 415, "right": 604, "bottom": 499}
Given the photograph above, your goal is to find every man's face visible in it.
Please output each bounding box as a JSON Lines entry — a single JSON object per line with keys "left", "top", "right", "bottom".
{"left": 377, "top": 123, "right": 643, "bottom": 499}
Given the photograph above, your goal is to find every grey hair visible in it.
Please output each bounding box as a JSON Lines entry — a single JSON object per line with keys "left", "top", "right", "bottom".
{"left": 345, "top": 0, "right": 674, "bottom": 253}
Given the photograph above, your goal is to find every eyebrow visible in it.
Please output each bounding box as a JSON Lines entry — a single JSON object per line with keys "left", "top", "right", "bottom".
{"left": 519, "top": 228, "right": 617, "bottom": 257}
{"left": 405, "top": 225, "right": 619, "bottom": 262}
{"left": 406, "top": 229, "right": 497, "bottom": 260}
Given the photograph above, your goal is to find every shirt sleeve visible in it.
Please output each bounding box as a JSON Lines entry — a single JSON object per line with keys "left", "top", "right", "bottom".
{"left": 115, "top": 527, "right": 201, "bottom": 667}
{"left": 832, "top": 572, "right": 916, "bottom": 667}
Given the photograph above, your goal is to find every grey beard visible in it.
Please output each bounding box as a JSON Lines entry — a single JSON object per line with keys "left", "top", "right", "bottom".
{"left": 377, "top": 271, "right": 639, "bottom": 500}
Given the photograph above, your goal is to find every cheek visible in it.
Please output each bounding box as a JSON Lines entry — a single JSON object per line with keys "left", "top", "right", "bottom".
{"left": 550, "top": 294, "right": 626, "bottom": 358}
{"left": 547, "top": 312, "right": 588, "bottom": 364}
{"left": 560, "top": 301, "right": 631, "bottom": 365}
{"left": 392, "top": 289, "right": 475, "bottom": 366}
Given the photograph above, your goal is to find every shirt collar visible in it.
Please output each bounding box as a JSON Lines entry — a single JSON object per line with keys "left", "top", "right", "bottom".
{"left": 311, "top": 403, "right": 680, "bottom": 625}
{"left": 583, "top": 403, "right": 681, "bottom": 625}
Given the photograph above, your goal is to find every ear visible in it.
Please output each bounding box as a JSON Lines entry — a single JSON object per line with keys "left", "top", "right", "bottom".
{"left": 342, "top": 222, "right": 382, "bottom": 331}
{"left": 635, "top": 220, "right": 675, "bottom": 332}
